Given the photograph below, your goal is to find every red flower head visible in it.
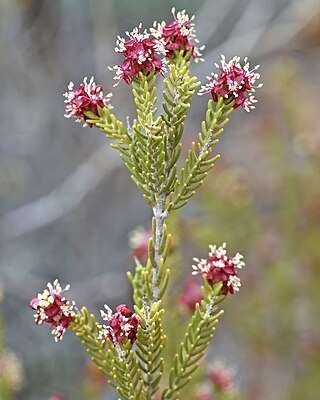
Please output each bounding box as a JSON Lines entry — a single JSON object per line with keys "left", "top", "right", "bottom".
{"left": 208, "top": 361, "right": 235, "bottom": 393}
{"left": 110, "top": 24, "right": 167, "bottom": 86}
{"left": 64, "top": 76, "right": 112, "bottom": 127}
{"left": 29, "top": 279, "right": 75, "bottom": 341}
{"left": 179, "top": 278, "right": 203, "bottom": 312}
{"left": 192, "top": 243, "right": 244, "bottom": 295}
{"left": 199, "top": 55, "right": 262, "bottom": 111}
{"left": 151, "top": 8, "right": 204, "bottom": 63}
{"left": 99, "top": 304, "right": 142, "bottom": 346}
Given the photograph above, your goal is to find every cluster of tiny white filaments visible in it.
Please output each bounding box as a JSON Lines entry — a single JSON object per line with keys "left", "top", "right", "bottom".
{"left": 150, "top": 7, "right": 205, "bottom": 62}
{"left": 63, "top": 76, "right": 113, "bottom": 124}
{"left": 110, "top": 24, "right": 167, "bottom": 86}
{"left": 199, "top": 55, "right": 263, "bottom": 111}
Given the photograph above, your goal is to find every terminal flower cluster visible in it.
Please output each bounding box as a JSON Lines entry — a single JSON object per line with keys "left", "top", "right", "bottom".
{"left": 199, "top": 55, "right": 262, "bottom": 111}
{"left": 110, "top": 8, "right": 203, "bottom": 85}
{"left": 151, "top": 7, "right": 204, "bottom": 62}
{"left": 192, "top": 243, "right": 244, "bottom": 295}
{"left": 98, "top": 304, "right": 141, "bottom": 345}
{"left": 29, "top": 279, "right": 75, "bottom": 341}
{"left": 110, "top": 24, "right": 166, "bottom": 85}
{"left": 64, "top": 76, "right": 112, "bottom": 126}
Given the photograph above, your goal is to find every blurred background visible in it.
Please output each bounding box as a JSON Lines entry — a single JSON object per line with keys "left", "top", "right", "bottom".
{"left": 0, "top": 0, "right": 320, "bottom": 399}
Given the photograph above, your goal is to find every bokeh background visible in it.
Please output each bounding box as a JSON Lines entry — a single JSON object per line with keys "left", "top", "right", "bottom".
{"left": 0, "top": 0, "right": 320, "bottom": 399}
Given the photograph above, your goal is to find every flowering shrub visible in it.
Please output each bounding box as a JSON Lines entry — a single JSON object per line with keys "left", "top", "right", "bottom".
{"left": 29, "top": 8, "right": 261, "bottom": 399}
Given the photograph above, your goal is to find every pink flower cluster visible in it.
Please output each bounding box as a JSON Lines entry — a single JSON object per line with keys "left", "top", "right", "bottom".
{"left": 29, "top": 280, "right": 75, "bottom": 341}
{"left": 192, "top": 243, "right": 244, "bottom": 295}
{"left": 199, "top": 55, "right": 262, "bottom": 111}
{"left": 151, "top": 8, "right": 204, "bottom": 63}
{"left": 64, "top": 76, "right": 112, "bottom": 126}
{"left": 98, "top": 304, "right": 141, "bottom": 345}
{"left": 111, "top": 9, "right": 203, "bottom": 85}
{"left": 110, "top": 24, "right": 166, "bottom": 86}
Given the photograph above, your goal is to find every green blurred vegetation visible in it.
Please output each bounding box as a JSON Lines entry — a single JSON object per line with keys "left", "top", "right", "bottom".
{"left": 0, "top": 291, "right": 24, "bottom": 400}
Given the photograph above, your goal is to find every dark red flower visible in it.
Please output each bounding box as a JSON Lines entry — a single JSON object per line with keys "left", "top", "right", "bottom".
{"left": 29, "top": 280, "right": 75, "bottom": 341}
{"left": 110, "top": 24, "right": 166, "bottom": 85}
{"left": 64, "top": 76, "right": 112, "bottom": 127}
{"left": 179, "top": 278, "right": 203, "bottom": 311}
{"left": 192, "top": 243, "right": 244, "bottom": 295}
{"left": 151, "top": 8, "right": 204, "bottom": 62}
{"left": 99, "top": 304, "right": 141, "bottom": 345}
{"left": 199, "top": 55, "right": 262, "bottom": 111}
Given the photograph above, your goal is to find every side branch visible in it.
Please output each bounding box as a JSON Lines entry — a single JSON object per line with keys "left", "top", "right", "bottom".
{"left": 161, "top": 292, "right": 224, "bottom": 400}
{"left": 167, "top": 97, "right": 234, "bottom": 212}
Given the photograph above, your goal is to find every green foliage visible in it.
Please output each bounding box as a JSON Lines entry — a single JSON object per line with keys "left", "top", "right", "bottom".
{"left": 73, "top": 308, "right": 146, "bottom": 399}
{"left": 71, "top": 307, "right": 115, "bottom": 386}
{"left": 127, "top": 263, "right": 153, "bottom": 309}
{"left": 127, "top": 72, "right": 165, "bottom": 207}
{"left": 85, "top": 106, "right": 132, "bottom": 162}
{"left": 134, "top": 301, "right": 167, "bottom": 398}
{"left": 127, "top": 220, "right": 171, "bottom": 308}
{"left": 109, "top": 347, "right": 146, "bottom": 400}
{"left": 167, "top": 97, "right": 234, "bottom": 211}
{"left": 161, "top": 282, "right": 224, "bottom": 400}
{"left": 161, "top": 55, "right": 200, "bottom": 195}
